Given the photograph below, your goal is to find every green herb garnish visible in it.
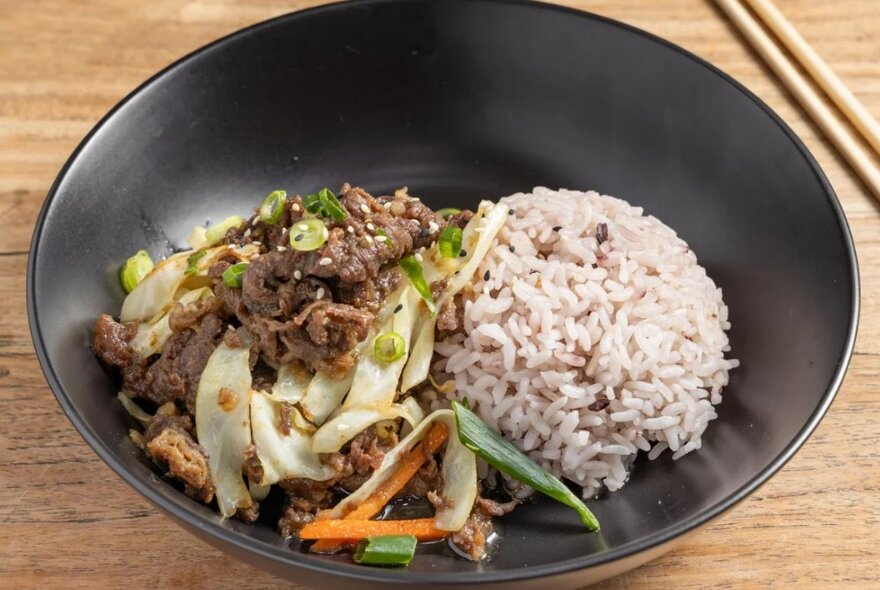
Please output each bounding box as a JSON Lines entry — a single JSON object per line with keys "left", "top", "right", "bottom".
{"left": 374, "top": 332, "right": 406, "bottom": 363}
{"left": 221, "top": 262, "right": 249, "bottom": 288}
{"left": 119, "top": 250, "right": 154, "bottom": 293}
{"left": 259, "top": 190, "right": 287, "bottom": 224}
{"left": 353, "top": 535, "right": 417, "bottom": 567}
{"left": 451, "top": 400, "right": 600, "bottom": 531}
{"left": 399, "top": 255, "right": 435, "bottom": 315}
{"left": 438, "top": 225, "right": 462, "bottom": 258}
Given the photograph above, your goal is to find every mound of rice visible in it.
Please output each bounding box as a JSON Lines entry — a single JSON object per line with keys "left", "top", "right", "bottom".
{"left": 431, "top": 187, "right": 738, "bottom": 496}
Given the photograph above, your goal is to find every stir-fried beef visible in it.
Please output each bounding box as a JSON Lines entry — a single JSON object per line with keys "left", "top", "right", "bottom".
{"left": 450, "top": 497, "right": 519, "bottom": 561}
{"left": 215, "top": 184, "right": 449, "bottom": 373}
{"left": 143, "top": 412, "right": 214, "bottom": 502}
{"left": 94, "top": 297, "right": 225, "bottom": 412}
{"left": 144, "top": 305, "right": 224, "bottom": 413}
{"left": 278, "top": 478, "right": 337, "bottom": 536}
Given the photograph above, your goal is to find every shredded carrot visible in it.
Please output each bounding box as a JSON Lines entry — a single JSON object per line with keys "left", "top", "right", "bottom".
{"left": 300, "top": 518, "right": 447, "bottom": 542}
{"left": 309, "top": 422, "right": 449, "bottom": 553}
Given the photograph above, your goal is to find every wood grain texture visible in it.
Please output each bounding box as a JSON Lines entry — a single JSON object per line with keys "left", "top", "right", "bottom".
{"left": 1, "top": 1, "right": 878, "bottom": 588}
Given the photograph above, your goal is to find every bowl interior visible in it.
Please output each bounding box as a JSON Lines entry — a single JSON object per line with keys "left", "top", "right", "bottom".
{"left": 29, "top": 0, "right": 856, "bottom": 583}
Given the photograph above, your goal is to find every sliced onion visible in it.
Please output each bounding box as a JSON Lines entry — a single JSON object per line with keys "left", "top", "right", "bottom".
{"left": 128, "top": 287, "right": 213, "bottom": 358}
{"left": 322, "top": 409, "right": 476, "bottom": 532}
{"left": 117, "top": 392, "right": 151, "bottom": 425}
{"left": 269, "top": 363, "right": 312, "bottom": 403}
{"left": 310, "top": 405, "right": 420, "bottom": 454}
{"left": 120, "top": 252, "right": 189, "bottom": 322}
{"left": 194, "top": 339, "right": 254, "bottom": 518}
{"left": 250, "top": 390, "right": 335, "bottom": 484}
{"left": 299, "top": 369, "right": 355, "bottom": 426}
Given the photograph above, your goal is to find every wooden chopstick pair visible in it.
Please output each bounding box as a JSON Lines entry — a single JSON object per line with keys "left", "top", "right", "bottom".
{"left": 714, "top": 0, "right": 880, "bottom": 200}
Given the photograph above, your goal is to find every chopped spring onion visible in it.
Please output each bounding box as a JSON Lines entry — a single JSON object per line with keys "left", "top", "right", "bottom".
{"left": 303, "top": 188, "right": 347, "bottom": 221}
{"left": 353, "top": 535, "right": 417, "bottom": 567}
{"left": 289, "top": 218, "right": 328, "bottom": 251}
{"left": 375, "top": 227, "right": 394, "bottom": 247}
{"left": 436, "top": 207, "right": 460, "bottom": 219}
{"left": 119, "top": 250, "right": 154, "bottom": 293}
{"left": 374, "top": 332, "right": 406, "bottom": 363}
{"left": 205, "top": 215, "right": 244, "bottom": 244}
{"left": 438, "top": 225, "right": 462, "bottom": 258}
{"left": 318, "top": 187, "right": 347, "bottom": 221}
{"left": 451, "top": 401, "right": 600, "bottom": 531}
{"left": 259, "top": 190, "right": 287, "bottom": 224}
{"left": 185, "top": 250, "right": 207, "bottom": 275}
{"left": 222, "top": 262, "right": 249, "bottom": 288}
{"left": 399, "top": 256, "right": 435, "bottom": 315}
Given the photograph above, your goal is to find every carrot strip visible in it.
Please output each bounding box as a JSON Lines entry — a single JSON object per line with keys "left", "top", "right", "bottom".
{"left": 309, "top": 422, "right": 448, "bottom": 553}
{"left": 300, "top": 518, "right": 447, "bottom": 542}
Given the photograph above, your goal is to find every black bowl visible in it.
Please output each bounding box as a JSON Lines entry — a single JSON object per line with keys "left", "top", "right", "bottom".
{"left": 28, "top": 0, "right": 858, "bottom": 587}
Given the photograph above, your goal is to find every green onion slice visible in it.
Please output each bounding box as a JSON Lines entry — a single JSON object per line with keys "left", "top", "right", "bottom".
{"left": 289, "top": 218, "right": 328, "bottom": 251}
{"left": 222, "top": 262, "right": 249, "bottom": 288}
{"left": 436, "top": 208, "right": 460, "bottom": 219}
{"left": 318, "top": 187, "right": 347, "bottom": 221}
{"left": 353, "top": 535, "right": 417, "bottom": 567}
{"left": 119, "top": 250, "right": 154, "bottom": 293}
{"left": 259, "top": 190, "right": 287, "bottom": 224}
{"left": 375, "top": 227, "right": 394, "bottom": 247}
{"left": 302, "top": 188, "right": 347, "bottom": 221}
{"left": 451, "top": 400, "right": 600, "bottom": 531}
{"left": 399, "top": 255, "right": 435, "bottom": 315}
{"left": 205, "top": 215, "right": 244, "bottom": 244}
{"left": 438, "top": 226, "right": 462, "bottom": 258}
{"left": 185, "top": 250, "right": 207, "bottom": 275}
{"left": 374, "top": 332, "right": 406, "bottom": 363}
{"left": 302, "top": 192, "right": 323, "bottom": 215}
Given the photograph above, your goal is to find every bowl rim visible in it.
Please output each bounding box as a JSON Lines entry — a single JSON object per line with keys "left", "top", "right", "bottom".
{"left": 27, "top": 0, "right": 860, "bottom": 584}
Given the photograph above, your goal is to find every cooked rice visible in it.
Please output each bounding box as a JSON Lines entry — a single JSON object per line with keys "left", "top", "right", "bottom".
{"left": 431, "top": 187, "right": 739, "bottom": 496}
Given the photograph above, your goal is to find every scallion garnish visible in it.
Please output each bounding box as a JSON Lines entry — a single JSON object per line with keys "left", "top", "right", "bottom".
{"left": 399, "top": 255, "right": 435, "bottom": 315}
{"left": 451, "top": 401, "right": 600, "bottom": 531}
{"left": 352, "top": 534, "right": 417, "bottom": 567}
{"left": 185, "top": 250, "right": 207, "bottom": 275}
{"left": 302, "top": 188, "right": 347, "bottom": 221}
{"left": 375, "top": 227, "right": 394, "bottom": 247}
{"left": 436, "top": 208, "right": 460, "bottom": 219}
{"left": 318, "top": 187, "right": 347, "bottom": 221}
{"left": 438, "top": 225, "right": 462, "bottom": 258}
{"left": 205, "top": 215, "right": 244, "bottom": 244}
{"left": 259, "top": 190, "right": 287, "bottom": 224}
{"left": 374, "top": 332, "right": 406, "bottom": 363}
{"left": 289, "top": 218, "right": 328, "bottom": 251}
{"left": 221, "top": 262, "right": 248, "bottom": 288}
{"left": 119, "top": 250, "right": 154, "bottom": 293}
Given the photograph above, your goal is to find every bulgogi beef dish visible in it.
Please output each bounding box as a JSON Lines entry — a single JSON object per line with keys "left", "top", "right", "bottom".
{"left": 94, "top": 184, "right": 600, "bottom": 567}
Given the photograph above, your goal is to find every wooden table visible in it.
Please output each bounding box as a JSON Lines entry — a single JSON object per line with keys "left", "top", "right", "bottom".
{"left": 1, "top": 1, "right": 878, "bottom": 588}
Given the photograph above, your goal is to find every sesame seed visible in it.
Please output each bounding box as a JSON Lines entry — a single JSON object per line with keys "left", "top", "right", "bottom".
{"left": 294, "top": 270, "right": 302, "bottom": 280}
{"left": 509, "top": 245, "right": 515, "bottom": 253}
{"left": 243, "top": 228, "right": 251, "bottom": 238}
{"left": 294, "top": 233, "right": 304, "bottom": 241}
{"left": 428, "top": 221, "right": 439, "bottom": 233}
{"left": 251, "top": 214, "right": 260, "bottom": 224}
{"left": 552, "top": 225, "right": 562, "bottom": 232}
{"left": 366, "top": 223, "right": 375, "bottom": 231}
{"left": 346, "top": 225, "right": 354, "bottom": 234}
{"left": 276, "top": 246, "right": 286, "bottom": 252}
{"left": 251, "top": 241, "right": 262, "bottom": 246}
{"left": 365, "top": 235, "right": 374, "bottom": 245}
{"left": 483, "top": 270, "right": 490, "bottom": 281}
{"left": 291, "top": 203, "right": 301, "bottom": 212}
{"left": 298, "top": 223, "right": 309, "bottom": 231}
{"left": 508, "top": 209, "right": 515, "bottom": 215}
{"left": 322, "top": 227, "right": 329, "bottom": 240}
{"left": 414, "top": 252, "right": 423, "bottom": 262}
{"left": 459, "top": 249, "right": 467, "bottom": 258}
{"left": 393, "top": 304, "right": 403, "bottom": 314}
{"left": 360, "top": 204, "right": 370, "bottom": 215}
{"left": 316, "top": 288, "right": 325, "bottom": 299}
{"left": 383, "top": 202, "right": 392, "bottom": 209}
{"left": 318, "top": 257, "right": 332, "bottom": 266}
{"left": 375, "top": 235, "right": 387, "bottom": 243}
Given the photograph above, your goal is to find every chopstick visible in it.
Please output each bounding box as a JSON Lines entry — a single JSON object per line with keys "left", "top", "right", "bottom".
{"left": 714, "top": 0, "right": 880, "bottom": 200}
{"left": 741, "top": 0, "right": 880, "bottom": 157}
